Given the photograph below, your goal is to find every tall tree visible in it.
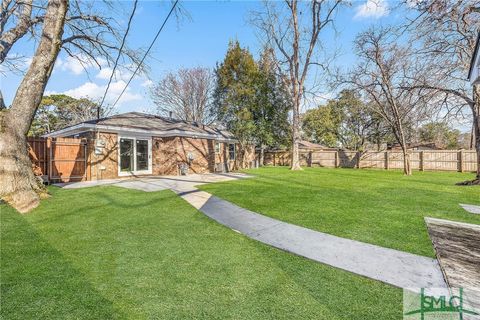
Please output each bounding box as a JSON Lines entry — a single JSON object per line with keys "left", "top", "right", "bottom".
{"left": 303, "top": 90, "right": 391, "bottom": 151}
{"left": 251, "top": 0, "right": 342, "bottom": 170}
{"left": 335, "top": 90, "right": 389, "bottom": 151}
{"left": 350, "top": 27, "right": 434, "bottom": 175}
{"left": 255, "top": 47, "right": 291, "bottom": 163}
{"left": 151, "top": 67, "right": 215, "bottom": 125}
{"left": 0, "top": 0, "right": 68, "bottom": 213}
{"left": 29, "top": 94, "right": 112, "bottom": 136}
{"left": 302, "top": 102, "right": 342, "bottom": 148}
{"left": 213, "top": 41, "right": 258, "bottom": 168}
{"left": 0, "top": 0, "right": 145, "bottom": 212}
{"left": 403, "top": 0, "right": 480, "bottom": 182}
{"left": 418, "top": 122, "right": 461, "bottom": 150}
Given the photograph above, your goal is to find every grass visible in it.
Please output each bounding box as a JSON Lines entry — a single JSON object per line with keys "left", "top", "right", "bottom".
{"left": 199, "top": 167, "right": 480, "bottom": 257}
{"left": 1, "top": 186, "right": 402, "bottom": 319}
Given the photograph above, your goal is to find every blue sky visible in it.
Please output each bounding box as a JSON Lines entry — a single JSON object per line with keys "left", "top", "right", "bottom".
{"left": 2, "top": 0, "right": 400, "bottom": 114}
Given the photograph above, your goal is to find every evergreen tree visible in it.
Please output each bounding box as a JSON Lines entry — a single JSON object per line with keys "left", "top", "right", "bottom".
{"left": 213, "top": 41, "right": 259, "bottom": 168}
{"left": 255, "top": 47, "right": 291, "bottom": 161}
{"left": 29, "top": 95, "right": 110, "bottom": 136}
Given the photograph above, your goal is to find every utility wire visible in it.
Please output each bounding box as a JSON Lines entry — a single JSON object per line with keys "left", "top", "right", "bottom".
{"left": 98, "top": 0, "right": 139, "bottom": 119}
{"left": 111, "top": 0, "right": 179, "bottom": 109}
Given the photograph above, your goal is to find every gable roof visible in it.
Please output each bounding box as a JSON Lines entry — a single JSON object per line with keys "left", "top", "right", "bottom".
{"left": 298, "top": 140, "right": 329, "bottom": 150}
{"left": 468, "top": 31, "right": 480, "bottom": 80}
{"left": 44, "top": 112, "right": 236, "bottom": 141}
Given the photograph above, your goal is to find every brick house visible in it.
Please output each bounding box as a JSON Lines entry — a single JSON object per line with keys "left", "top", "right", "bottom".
{"left": 44, "top": 112, "right": 244, "bottom": 180}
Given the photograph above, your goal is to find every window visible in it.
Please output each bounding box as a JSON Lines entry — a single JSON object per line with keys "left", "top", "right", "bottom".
{"left": 228, "top": 143, "right": 235, "bottom": 160}
{"left": 215, "top": 142, "right": 221, "bottom": 154}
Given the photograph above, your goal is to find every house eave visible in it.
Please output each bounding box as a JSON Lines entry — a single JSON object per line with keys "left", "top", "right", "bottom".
{"left": 471, "top": 75, "right": 480, "bottom": 86}
{"left": 42, "top": 123, "right": 238, "bottom": 143}
{"left": 468, "top": 31, "right": 480, "bottom": 81}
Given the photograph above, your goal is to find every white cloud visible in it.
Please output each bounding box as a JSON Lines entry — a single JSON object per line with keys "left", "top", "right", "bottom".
{"left": 54, "top": 55, "right": 110, "bottom": 75}
{"left": 54, "top": 56, "right": 89, "bottom": 75}
{"left": 47, "top": 80, "right": 143, "bottom": 107}
{"left": 95, "top": 67, "right": 113, "bottom": 80}
{"left": 354, "top": 0, "right": 389, "bottom": 19}
{"left": 140, "top": 79, "right": 153, "bottom": 87}
{"left": 95, "top": 67, "right": 133, "bottom": 82}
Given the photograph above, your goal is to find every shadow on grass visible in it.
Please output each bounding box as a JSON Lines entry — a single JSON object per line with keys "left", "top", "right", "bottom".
{"left": 0, "top": 207, "right": 124, "bottom": 320}
{"left": 247, "top": 234, "right": 403, "bottom": 320}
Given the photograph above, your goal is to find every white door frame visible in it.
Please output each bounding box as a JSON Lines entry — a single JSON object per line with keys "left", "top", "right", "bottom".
{"left": 118, "top": 135, "right": 152, "bottom": 176}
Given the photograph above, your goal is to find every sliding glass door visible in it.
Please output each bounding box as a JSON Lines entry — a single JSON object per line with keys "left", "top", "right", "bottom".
{"left": 118, "top": 137, "right": 151, "bottom": 175}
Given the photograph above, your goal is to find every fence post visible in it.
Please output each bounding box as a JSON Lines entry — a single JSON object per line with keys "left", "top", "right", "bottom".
{"left": 385, "top": 151, "right": 389, "bottom": 170}
{"left": 47, "top": 138, "right": 52, "bottom": 182}
{"left": 458, "top": 150, "right": 464, "bottom": 172}
{"left": 356, "top": 151, "right": 361, "bottom": 169}
{"left": 335, "top": 151, "right": 339, "bottom": 168}
{"left": 308, "top": 151, "right": 312, "bottom": 167}
{"left": 420, "top": 151, "right": 424, "bottom": 172}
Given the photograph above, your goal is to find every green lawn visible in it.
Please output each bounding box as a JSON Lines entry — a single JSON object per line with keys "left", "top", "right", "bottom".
{"left": 1, "top": 186, "right": 401, "bottom": 319}
{"left": 199, "top": 167, "right": 480, "bottom": 257}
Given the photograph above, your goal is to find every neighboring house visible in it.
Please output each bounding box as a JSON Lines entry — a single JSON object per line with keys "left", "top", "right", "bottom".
{"left": 44, "top": 112, "right": 241, "bottom": 180}
{"left": 468, "top": 31, "right": 480, "bottom": 85}
{"left": 387, "top": 142, "right": 443, "bottom": 151}
{"left": 298, "top": 140, "right": 338, "bottom": 151}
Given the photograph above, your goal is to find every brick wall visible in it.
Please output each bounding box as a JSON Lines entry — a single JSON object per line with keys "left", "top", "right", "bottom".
{"left": 152, "top": 137, "right": 180, "bottom": 175}
{"left": 153, "top": 136, "right": 232, "bottom": 175}
{"left": 76, "top": 131, "right": 119, "bottom": 180}
{"left": 62, "top": 131, "right": 246, "bottom": 179}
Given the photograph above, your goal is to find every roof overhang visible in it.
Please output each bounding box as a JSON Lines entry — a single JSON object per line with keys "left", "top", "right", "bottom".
{"left": 42, "top": 123, "right": 238, "bottom": 143}
{"left": 468, "top": 31, "right": 480, "bottom": 85}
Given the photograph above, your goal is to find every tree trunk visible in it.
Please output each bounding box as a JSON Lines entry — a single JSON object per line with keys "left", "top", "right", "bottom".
{"left": 402, "top": 148, "right": 412, "bottom": 176}
{"left": 473, "top": 85, "right": 480, "bottom": 180}
{"left": 399, "top": 129, "right": 412, "bottom": 176}
{"left": 259, "top": 145, "right": 265, "bottom": 166}
{"left": 291, "top": 92, "right": 302, "bottom": 170}
{"left": 0, "top": 0, "right": 68, "bottom": 213}
{"left": 0, "top": 90, "right": 5, "bottom": 109}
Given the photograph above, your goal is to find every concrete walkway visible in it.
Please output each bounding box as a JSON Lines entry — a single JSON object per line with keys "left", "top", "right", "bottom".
{"left": 178, "top": 189, "right": 446, "bottom": 289}
{"left": 56, "top": 173, "right": 447, "bottom": 289}
{"left": 460, "top": 203, "right": 480, "bottom": 215}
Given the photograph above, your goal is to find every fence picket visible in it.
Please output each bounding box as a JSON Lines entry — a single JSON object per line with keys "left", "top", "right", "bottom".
{"left": 263, "top": 150, "right": 478, "bottom": 172}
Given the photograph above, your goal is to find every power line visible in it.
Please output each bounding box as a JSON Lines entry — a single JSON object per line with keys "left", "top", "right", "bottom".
{"left": 98, "top": 0, "right": 138, "bottom": 118}
{"left": 111, "top": 0, "right": 179, "bottom": 109}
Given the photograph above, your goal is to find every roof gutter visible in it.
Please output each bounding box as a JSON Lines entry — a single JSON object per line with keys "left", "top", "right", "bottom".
{"left": 42, "top": 123, "right": 238, "bottom": 143}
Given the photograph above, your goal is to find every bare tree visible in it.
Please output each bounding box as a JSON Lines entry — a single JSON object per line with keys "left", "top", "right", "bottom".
{"left": 0, "top": 0, "right": 150, "bottom": 212}
{"left": 151, "top": 67, "right": 215, "bottom": 125}
{"left": 250, "top": 0, "right": 342, "bottom": 170}
{"left": 350, "top": 27, "right": 434, "bottom": 175}
{"left": 402, "top": 0, "right": 480, "bottom": 182}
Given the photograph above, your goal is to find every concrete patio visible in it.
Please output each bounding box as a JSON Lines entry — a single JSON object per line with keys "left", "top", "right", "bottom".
{"left": 55, "top": 173, "right": 251, "bottom": 193}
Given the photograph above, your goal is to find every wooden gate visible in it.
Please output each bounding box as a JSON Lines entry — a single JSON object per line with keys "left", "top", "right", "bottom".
{"left": 28, "top": 137, "right": 88, "bottom": 183}
{"left": 28, "top": 138, "right": 48, "bottom": 181}
{"left": 49, "top": 138, "right": 87, "bottom": 182}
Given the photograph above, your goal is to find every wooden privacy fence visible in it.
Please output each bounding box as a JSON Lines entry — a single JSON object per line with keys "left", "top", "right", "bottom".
{"left": 264, "top": 150, "right": 478, "bottom": 172}
{"left": 27, "top": 137, "right": 88, "bottom": 182}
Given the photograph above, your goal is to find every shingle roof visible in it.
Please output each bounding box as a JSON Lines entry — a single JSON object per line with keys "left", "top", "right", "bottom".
{"left": 298, "top": 140, "right": 329, "bottom": 150}
{"left": 46, "top": 112, "right": 236, "bottom": 141}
